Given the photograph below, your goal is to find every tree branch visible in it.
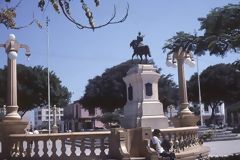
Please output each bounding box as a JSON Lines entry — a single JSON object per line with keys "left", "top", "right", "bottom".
{"left": 58, "top": 0, "right": 129, "bottom": 30}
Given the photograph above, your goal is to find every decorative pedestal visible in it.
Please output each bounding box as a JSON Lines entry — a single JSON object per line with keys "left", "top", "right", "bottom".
{"left": 121, "top": 64, "right": 168, "bottom": 129}
{"left": 0, "top": 119, "right": 28, "bottom": 159}
{"left": 52, "top": 125, "right": 59, "bottom": 133}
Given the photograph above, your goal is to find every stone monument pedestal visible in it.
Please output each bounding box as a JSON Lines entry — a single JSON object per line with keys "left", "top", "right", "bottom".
{"left": 0, "top": 119, "right": 28, "bottom": 159}
{"left": 121, "top": 64, "right": 168, "bottom": 129}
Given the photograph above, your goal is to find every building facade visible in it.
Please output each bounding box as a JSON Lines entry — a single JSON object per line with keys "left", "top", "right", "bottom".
{"left": 201, "top": 103, "right": 226, "bottom": 125}
{"left": 34, "top": 106, "right": 64, "bottom": 132}
{"left": 226, "top": 101, "right": 240, "bottom": 127}
{"left": 63, "top": 101, "right": 104, "bottom": 132}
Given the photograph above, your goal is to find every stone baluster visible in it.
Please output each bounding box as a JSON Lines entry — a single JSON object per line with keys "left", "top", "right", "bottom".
{"left": 80, "top": 139, "right": 86, "bottom": 157}
{"left": 185, "top": 132, "right": 189, "bottom": 148}
{"left": 26, "top": 140, "right": 32, "bottom": 157}
{"left": 33, "top": 139, "right": 39, "bottom": 158}
{"left": 42, "top": 140, "right": 48, "bottom": 159}
{"left": 100, "top": 137, "right": 106, "bottom": 157}
{"left": 168, "top": 133, "right": 174, "bottom": 152}
{"left": 61, "top": 137, "right": 67, "bottom": 157}
{"left": 51, "top": 138, "right": 58, "bottom": 158}
{"left": 175, "top": 132, "right": 180, "bottom": 153}
{"left": 70, "top": 138, "right": 76, "bottom": 158}
{"left": 19, "top": 140, "right": 24, "bottom": 157}
{"left": 187, "top": 132, "right": 191, "bottom": 148}
{"left": 11, "top": 141, "right": 19, "bottom": 157}
{"left": 90, "top": 138, "right": 95, "bottom": 157}
{"left": 179, "top": 133, "right": 184, "bottom": 151}
{"left": 191, "top": 131, "right": 195, "bottom": 146}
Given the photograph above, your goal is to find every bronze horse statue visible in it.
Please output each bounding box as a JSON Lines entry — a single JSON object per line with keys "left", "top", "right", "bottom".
{"left": 130, "top": 40, "right": 151, "bottom": 63}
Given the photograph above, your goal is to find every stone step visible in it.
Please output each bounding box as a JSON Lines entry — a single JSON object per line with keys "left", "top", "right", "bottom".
{"left": 213, "top": 133, "right": 238, "bottom": 138}
{"left": 130, "top": 157, "right": 146, "bottom": 160}
{"left": 205, "top": 135, "right": 240, "bottom": 142}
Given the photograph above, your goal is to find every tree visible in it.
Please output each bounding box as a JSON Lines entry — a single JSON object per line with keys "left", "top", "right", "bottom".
{"left": 0, "top": 64, "right": 71, "bottom": 117}
{"left": 158, "top": 71, "right": 178, "bottom": 111}
{"left": 79, "top": 60, "right": 178, "bottom": 112}
{"left": 98, "top": 110, "right": 121, "bottom": 129}
{"left": 188, "top": 63, "right": 240, "bottom": 123}
{"left": 198, "top": 3, "right": 240, "bottom": 56}
{"left": 0, "top": 0, "right": 129, "bottom": 30}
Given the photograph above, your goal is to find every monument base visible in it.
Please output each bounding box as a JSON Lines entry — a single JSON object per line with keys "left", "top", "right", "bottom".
{"left": 4, "top": 105, "right": 21, "bottom": 120}
{"left": 52, "top": 125, "right": 59, "bottom": 133}
{"left": 171, "top": 114, "right": 199, "bottom": 127}
{"left": 0, "top": 119, "right": 28, "bottom": 159}
{"left": 122, "top": 64, "right": 169, "bottom": 129}
{"left": 138, "top": 115, "right": 168, "bottom": 129}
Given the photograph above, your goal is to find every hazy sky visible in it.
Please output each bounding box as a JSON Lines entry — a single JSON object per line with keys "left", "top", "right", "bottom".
{"left": 1, "top": 0, "right": 240, "bottom": 102}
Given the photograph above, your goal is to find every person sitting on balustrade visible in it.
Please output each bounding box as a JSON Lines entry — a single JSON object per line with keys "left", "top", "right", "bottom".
{"left": 150, "top": 129, "right": 176, "bottom": 160}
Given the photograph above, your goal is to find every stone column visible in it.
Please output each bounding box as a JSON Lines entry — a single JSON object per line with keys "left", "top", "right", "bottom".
{"left": 177, "top": 58, "right": 192, "bottom": 115}
{"left": 0, "top": 34, "right": 29, "bottom": 159}
{"left": 170, "top": 50, "right": 198, "bottom": 127}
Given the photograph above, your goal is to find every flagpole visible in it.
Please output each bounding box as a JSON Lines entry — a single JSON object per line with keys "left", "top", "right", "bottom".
{"left": 197, "top": 56, "right": 203, "bottom": 126}
{"left": 46, "top": 16, "right": 51, "bottom": 134}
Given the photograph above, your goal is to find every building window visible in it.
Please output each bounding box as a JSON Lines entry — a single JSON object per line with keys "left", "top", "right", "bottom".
{"left": 38, "top": 111, "right": 41, "bottom": 115}
{"left": 145, "top": 83, "right": 152, "bottom": 96}
{"left": 128, "top": 84, "right": 133, "bottom": 101}
{"left": 215, "top": 107, "right": 220, "bottom": 113}
{"left": 204, "top": 105, "right": 209, "bottom": 112}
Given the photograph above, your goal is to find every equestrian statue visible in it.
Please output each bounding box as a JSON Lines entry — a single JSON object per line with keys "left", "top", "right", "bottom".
{"left": 130, "top": 32, "right": 151, "bottom": 63}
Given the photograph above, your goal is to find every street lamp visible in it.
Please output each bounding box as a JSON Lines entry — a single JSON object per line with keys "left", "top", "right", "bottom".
{"left": 166, "top": 47, "right": 197, "bottom": 127}
{"left": 0, "top": 34, "right": 30, "bottom": 120}
{"left": 52, "top": 105, "right": 58, "bottom": 133}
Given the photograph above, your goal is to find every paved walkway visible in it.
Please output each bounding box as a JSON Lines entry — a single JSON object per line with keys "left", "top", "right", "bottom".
{"left": 203, "top": 139, "right": 240, "bottom": 156}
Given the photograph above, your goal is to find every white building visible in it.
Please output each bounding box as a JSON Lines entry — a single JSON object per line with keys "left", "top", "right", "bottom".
{"left": 201, "top": 103, "right": 226, "bottom": 125}
{"left": 34, "top": 106, "right": 64, "bottom": 132}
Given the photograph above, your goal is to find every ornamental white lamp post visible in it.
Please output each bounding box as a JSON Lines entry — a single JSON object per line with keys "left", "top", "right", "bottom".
{"left": 166, "top": 47, "right": 198, "bottom": 127}
{"left": 0, "top": 34, "right": 30, "bottom": 159}
{"left": 52, "top": 105, "right": 58, "bottom": 133}
{"left": 0, "top": 34, "right": 30, "bottom": 120}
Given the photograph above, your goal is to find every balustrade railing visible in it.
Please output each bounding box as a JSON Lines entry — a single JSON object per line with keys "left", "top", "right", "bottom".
{"left": 0, "top": 126, "right": 208, "bottom": 159}
{"left": 8, "top": 131, "right": 110, "bottom": 160}
{"left": 160, "top": 126, "right": 201, "bottom": 153}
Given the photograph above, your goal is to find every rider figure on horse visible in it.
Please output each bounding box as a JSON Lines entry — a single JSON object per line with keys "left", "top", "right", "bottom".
{"left": 136, "top": 32, "right": 145, "bottom": 47}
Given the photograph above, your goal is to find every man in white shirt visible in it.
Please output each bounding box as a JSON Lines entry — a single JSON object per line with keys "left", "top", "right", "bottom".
{"left": 150, "top": 129, "right": 164, "bottom": 156}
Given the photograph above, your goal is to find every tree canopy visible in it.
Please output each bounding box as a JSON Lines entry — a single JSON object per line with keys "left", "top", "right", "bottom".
{"left": 198, "top": 3, "right": 240, "bottom": 56}
{"left": 79, "top": 60, "right": 178, "bottom": 113}
{"left": 0, "top": 64, "right": 71, "bottom": 116}
{"left": 163, "top": 3, "right": 240, "bottom": 58}
{"left": 0, "top": 0, "right": 128, "bottom": 30}
{"left": 188, "top": 63, "right": 240, "bottom": 120}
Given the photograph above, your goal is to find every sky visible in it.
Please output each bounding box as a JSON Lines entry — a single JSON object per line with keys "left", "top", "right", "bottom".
{"left": 1, "top": 0, "right": 240, "bottom": 103}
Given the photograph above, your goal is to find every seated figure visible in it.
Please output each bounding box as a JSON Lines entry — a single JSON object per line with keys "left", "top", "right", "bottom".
{"left": 150, "top": 129, "right": 176, "bottom": 160}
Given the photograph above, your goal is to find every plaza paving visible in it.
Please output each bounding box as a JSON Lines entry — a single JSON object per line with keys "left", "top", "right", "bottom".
{"left": 203, "top": 139, "right": 240, "bottom": 156}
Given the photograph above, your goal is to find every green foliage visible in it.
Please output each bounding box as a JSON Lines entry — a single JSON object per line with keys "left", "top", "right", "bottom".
{"left": 99, "top": 111, "right": 120, "bottom": 128}
{"left": 80, "top": 60, "right": 178, "bottom": 112}
{"left": 0, "top": 64, "right": 71, "bottom": 114}
{"left": 163, "top": 32, "right": 196, "bottom": 54}
{"left": 199, "top": 130, "right": 213, "bottom": 141}
{"left": 198, "top": 3, "right": 240, "bottom": 56}
{"left": 188, "top": 63, "right": 240, "bottom": 121}
{"left": 163, "top": 3, "right": 240, "bottom": 57}
{"left": 158, "top": 72, "right": 178, "bottom": 111}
